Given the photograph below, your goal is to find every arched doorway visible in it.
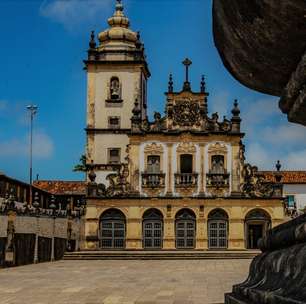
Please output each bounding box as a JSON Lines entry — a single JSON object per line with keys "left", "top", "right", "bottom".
{"left": 208, "top": 209, "right": 228, "bottom": 249}
{"left": 245, "top": 209, "right": 271, "bottom": 249}
{"left": 175, "top": 209, "right": 196, "bottom": 249}
{"left": 99, "top": 209, "right": 126, "bottom": 249}
{"left": 143, "top": 208, "right": 163, "bottom": 249}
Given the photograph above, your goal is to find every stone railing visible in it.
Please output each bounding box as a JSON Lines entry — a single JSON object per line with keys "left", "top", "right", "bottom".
{"left": 206, "top": 172, "right": 230, "bottom": 188}
{"left": 225, "top": 214, "right": 306, "bottom": 304}
{"left": 174, "top": 173, "right": 198, "bottom": 187}
{"left": 141, "top": 173, "right": 166, "bottom": 188}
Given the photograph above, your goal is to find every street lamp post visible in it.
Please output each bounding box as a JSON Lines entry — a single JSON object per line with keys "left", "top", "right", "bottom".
{"left": 26, "top": 105, "right": 38, "bottom": 205}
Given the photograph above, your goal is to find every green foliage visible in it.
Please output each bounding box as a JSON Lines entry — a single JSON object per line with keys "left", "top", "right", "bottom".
{"left": 73, "top": 154, "right": 87, "bottom": 172}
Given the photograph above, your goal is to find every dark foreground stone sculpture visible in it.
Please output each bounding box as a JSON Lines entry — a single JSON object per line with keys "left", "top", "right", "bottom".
{"left": 213, "top": 0, "right": 306, "bottom": 126}
{"left": 225, "top": 213, "right": 306, "bottom": 303}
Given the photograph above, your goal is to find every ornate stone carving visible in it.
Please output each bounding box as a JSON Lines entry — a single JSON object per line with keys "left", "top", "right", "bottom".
{"left": 208, "top": 142, "right": 227, "bottom": 155}
{"left": 88, "top": 162, "right": 131, "bottom": 198}
{"left": 177, "top": 142, "right": 196, "bottom": 154}
{"left": 171, "top": 100, "right": 202, "bottom": 127}
{"left": 241, "top": 164, "right": 274, "bottom": 198}
{"left": 144, "top": 142, "right": 164, "bottom": 154}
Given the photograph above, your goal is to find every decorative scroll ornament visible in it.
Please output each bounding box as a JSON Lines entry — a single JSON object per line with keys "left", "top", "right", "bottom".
{"left": 241, "top": 164, "right": 274, "bottom": 198}
{"left": 88, "top": 162, "right": 131, "bottom": 198}
{"left": 144, "top": 142, "right": 164, "bottom": 154}
{"left": 177, "top": 142, "right": 196, "bottom": 154}
{"left": 171, "top": 100, "right": 201, "bottom": 127}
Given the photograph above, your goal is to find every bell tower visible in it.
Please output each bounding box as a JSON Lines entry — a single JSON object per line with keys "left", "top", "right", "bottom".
{"left": 85, "top": 0, "right": 150, "bottom": 183}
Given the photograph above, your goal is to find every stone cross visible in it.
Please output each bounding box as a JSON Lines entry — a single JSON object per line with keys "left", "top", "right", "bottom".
{"left": 182, "top": 58, "right": 192, "bottom": 91}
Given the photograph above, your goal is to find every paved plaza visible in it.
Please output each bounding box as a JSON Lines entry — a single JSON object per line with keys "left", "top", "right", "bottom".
{"left": 0, "top": 259, "right": 251, "bottom": 304}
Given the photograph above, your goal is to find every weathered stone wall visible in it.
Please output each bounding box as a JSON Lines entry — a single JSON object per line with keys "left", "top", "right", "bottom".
{"left": 0, "top": 216, "right": 7, "bottom": 237}
{"left": 0, "top": 214, "right": 82, "bottom": 267}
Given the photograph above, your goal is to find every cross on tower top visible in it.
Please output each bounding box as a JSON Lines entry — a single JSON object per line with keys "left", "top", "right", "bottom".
{"left": 182, "top": 58, "right": 192, "bottom": 91}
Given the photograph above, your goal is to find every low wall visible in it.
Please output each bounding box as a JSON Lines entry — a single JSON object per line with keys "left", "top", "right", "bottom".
{"left": 0, "top": 214, "right": 82, "bottom": 267}
{"left": 225, "top": 214, "right": 306, "bottom": 304}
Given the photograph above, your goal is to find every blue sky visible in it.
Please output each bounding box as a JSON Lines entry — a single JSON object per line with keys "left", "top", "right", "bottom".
{"left": 0, "top": 0, "right": 305, "bottom": 183}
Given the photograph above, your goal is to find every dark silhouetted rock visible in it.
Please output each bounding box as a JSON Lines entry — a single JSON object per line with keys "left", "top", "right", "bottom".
{"left": 213, "top": 0, "right": 306, "bottom": 126}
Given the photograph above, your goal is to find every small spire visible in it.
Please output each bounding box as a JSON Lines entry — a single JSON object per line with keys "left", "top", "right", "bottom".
{"left": 276, "top": 160, "right": 281, "bottom": 171}
{"left": 115, "top": 0, "right": 124, "bottom": 13}
{"left": 89, "top": 30, "right": 96, "bottom": 49}
{"left": 182, "top": 58, "right": 192, "bottom": 91}
{"left": 168, "top": 74, "right": 173, "bottom": 93}
{"left": 200, "top": 75, "right": 206, "bottom": 93}
{"left": 231, "top": 99, "right": 240, "bottom": 117}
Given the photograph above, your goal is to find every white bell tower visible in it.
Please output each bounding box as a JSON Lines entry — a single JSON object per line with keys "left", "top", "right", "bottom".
{"left": 85, "top": 0, "right": 150, "bottom": 184}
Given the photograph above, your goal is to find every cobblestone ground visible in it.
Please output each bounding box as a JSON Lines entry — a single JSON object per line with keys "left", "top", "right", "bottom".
{"left": 0, "top": 259, "right": 251, "bottom": 304}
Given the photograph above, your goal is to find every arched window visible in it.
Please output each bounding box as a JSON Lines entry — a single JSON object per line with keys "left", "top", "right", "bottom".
{"left": 142, "top": 208, "right": 163, "bottom": 249}
{"left": 110, "top": 77, "right": 121, "bottom": 100}
{"left": 147, "top": 155, "right": 160, "bottom": 173}
{"left": 211, "top": 155, "right": 225, "bottom": 174}
{"left": 208, "top": 209, "right": 228, "bottom": 249}
{"left": 175, "top": 209, "right": 196, "bottom": 249}
{"left": 245, "top": 209, "right": 271, "bottom": 249}
{"left": 180, "top": 154, "right": 193, "bottom": 173}
{"left": 99, "top": 209, "right": 125, "bottom": 249}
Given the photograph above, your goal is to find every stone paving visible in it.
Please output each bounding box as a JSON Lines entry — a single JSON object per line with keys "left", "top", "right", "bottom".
{"left": 0, "top": 259, "right": 251, "bottom": 304}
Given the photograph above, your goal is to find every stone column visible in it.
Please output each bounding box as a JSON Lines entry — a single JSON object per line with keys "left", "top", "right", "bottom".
{"left": 163, "top": 218, "right": 175, "bottom": 249}
{"left": 5, "top": 211, "right": 16, "bottom": 266}
{"left": 51, "top": 217, "right": 56, "bottom": 261}
{"left": 199, "top": 144, "right": 205, "bottom": 195}
{"left": 126, "top": 206, "right": 142, "bottom": 249}
{"left": 126, "top": 218, "right": 142, "bottom": 249}
{"left": 33, "top": 216, "right": 39, "bottom": 263}
{"left": 231, "top": 144, "right": 241, "bottom": 195}
{"left": 196, "top": 217, "right": 206, "bottom": 249}
{"left": 228, "top": 219, "right": 245, "bottom": 250}
{"left": 166, "top": 143, "right": 173, "bottom": 196}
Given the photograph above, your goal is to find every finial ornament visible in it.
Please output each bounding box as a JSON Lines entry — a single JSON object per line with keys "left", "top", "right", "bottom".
{"left": 232, "top": 99, "right": 240, "bottom": 117}
{"left": 115, "top": 0, "right": 123, "bottom": 11}
{"left": 168, "top": 74, "right": 173, "bottom": 93}
{"left": 182, "top": 58, "right": 192, "bottom": 91}
{"left": 276, "top": 160, "right": 281, "bottom": 171}
{"left": 201, "top": 75, "right": 206, "bottom": 93}
{"left": 89, "top": 30, "right": 96, "bottom": 49}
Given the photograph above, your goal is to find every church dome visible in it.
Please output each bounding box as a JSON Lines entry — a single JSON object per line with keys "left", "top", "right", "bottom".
{"left": 98, "top": 1, "right": 137, "bottom": 46}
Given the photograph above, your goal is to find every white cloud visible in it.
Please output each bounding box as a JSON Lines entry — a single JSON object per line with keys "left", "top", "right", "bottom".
{"left": 242, "top": 97, "right": 279, "bottom": 125}
{"left": 210, "top": 91, "right": 230, "bottom": 118}
{"left": 283, "top": 149, "right": 306, "bottom": 170}
{"left": 245, "top": 142, "right": 272, "bottom": 170}
{"left": 261, "top": 123, "right": 306, "bottom": 146}
{"left": 0, "top": 131, "right": 54, "bottom": 159}
{"left": 39, "top": 0, "right": 113, "bottom": 31}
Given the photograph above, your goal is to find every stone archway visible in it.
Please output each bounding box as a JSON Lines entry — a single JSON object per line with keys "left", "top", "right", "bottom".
{"left": 245, "top": 209, "right": 271, "bottom": 249}
{"left": 175, "top": 208, "right": 196, "bottom": 249}
{"left": 208, "top": 208, "right": 229, "bottom": 249}
{"left": 142, "top": 208, "right": 164, "bottom": 249}
{"left": 99, "top": 208, "right": 126, "bottom": 249}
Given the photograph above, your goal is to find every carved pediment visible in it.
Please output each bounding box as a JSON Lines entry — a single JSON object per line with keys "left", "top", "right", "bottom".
{"left": 177, "top": 142, "right": 196, "bottom": 154}
{"left": 144, "top": 142, "right": 164, "bottom": 154}
{"left": 208, "top": 142, "right": 228, "bottom": 154}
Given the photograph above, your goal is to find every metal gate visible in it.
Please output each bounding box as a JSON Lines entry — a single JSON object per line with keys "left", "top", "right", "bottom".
{"left": 208, "top": 220, "right": 228, "bottom": 249}
{"left": 176, "top": 220, "right": 195, "bottom": 249}
{"left": 143, "top": 220, "right": 163, "bottom": 249}
{"left": 100, "top": 220, "right": 125, "bottom": 249}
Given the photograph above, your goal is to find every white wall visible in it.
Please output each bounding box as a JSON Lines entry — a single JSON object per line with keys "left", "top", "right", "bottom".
{"left": 283, "top": 184, "right": 306, "bottom": 211}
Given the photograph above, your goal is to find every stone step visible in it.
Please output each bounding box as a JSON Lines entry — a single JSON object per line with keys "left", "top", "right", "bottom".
{"left": 64, "top": 250, "right": 259, "bottom": 260}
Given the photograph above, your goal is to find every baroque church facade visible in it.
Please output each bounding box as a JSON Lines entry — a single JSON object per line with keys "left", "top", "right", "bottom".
{"left": 83, "top": 1, "right": 284, "bottom": 251}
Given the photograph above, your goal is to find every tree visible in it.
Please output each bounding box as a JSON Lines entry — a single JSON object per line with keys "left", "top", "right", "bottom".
{"left": 73, "top": 154, "right": 87, "bottom": 172}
